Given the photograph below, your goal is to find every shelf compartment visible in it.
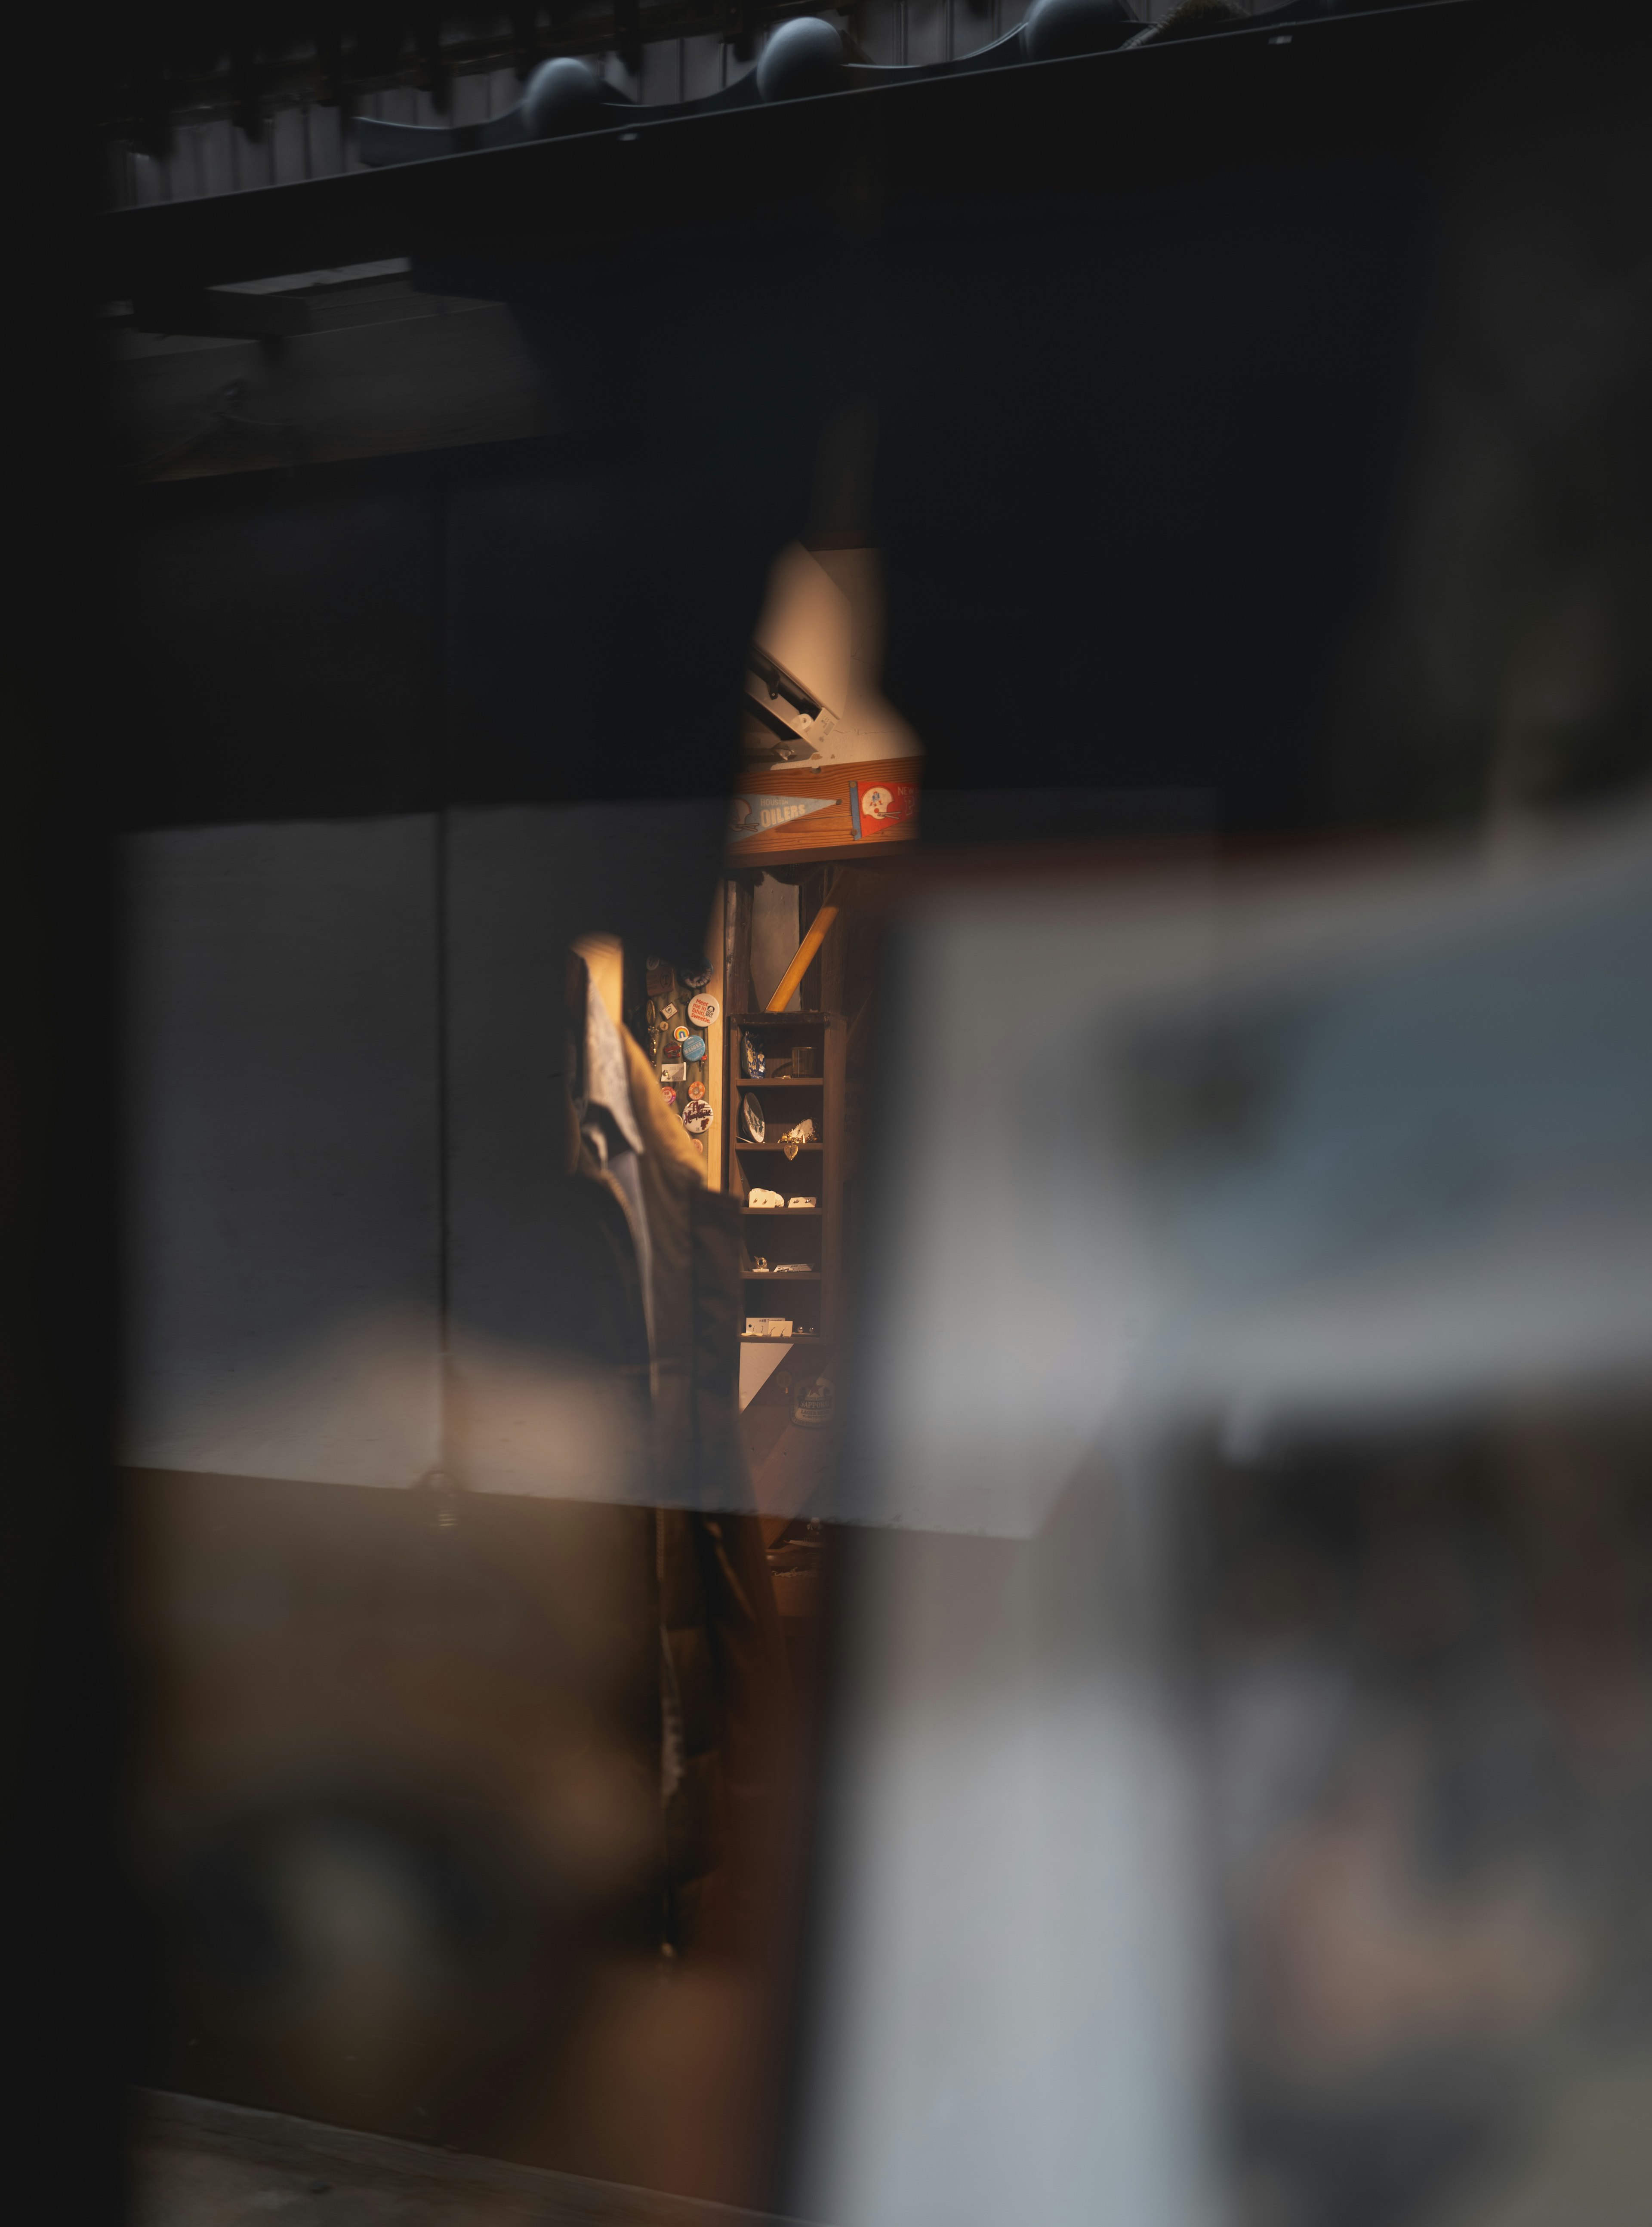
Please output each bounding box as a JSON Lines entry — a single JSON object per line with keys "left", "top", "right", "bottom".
{"left": 726, "top": 1004, "right": 841, "bottom": 1345}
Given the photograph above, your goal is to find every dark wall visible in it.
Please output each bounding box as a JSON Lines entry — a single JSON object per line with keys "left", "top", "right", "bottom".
{"left": 120, "top": 457, "right": 444, "bottom": 829}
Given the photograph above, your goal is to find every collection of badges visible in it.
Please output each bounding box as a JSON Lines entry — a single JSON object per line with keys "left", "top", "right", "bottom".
{"left": 644, "top": 957, "right": 720, "bottom": 1147}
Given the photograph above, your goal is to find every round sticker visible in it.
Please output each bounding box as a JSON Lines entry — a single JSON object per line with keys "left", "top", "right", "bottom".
{"left": 687, "top": 1078, "right": 706, "bottom": 1100}
{"left": 660, "top": 1085, "right": 677, "bottom": 1106}
{"left": 683, "top": 1034, "right": 707, "bottom": 1063}
{"left": 687, "top": 993, "right": 720, "bottom": 1028}
{"left": 681, "top": 1098, "right": 714, "bottom": 1137}
{"left": 673, "top": 1024, "right": 691, "bottom": 1045}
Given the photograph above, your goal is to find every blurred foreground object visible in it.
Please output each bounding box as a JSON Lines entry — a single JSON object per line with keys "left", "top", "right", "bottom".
{"left": 792, "top": 807, "right": 1652, "bottom": 2227}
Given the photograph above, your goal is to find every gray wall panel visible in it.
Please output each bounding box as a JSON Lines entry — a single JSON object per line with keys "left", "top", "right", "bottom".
{"left": 123, "top": 817, "right": 442, "bottom": 1486}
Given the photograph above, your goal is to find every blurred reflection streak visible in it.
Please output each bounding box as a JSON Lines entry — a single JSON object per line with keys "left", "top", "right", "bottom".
{"left": 451, "top": 1338, "right": 650, "bottom": 1505}
{"left": 122, "top": 1308, "right": 442, "bottom": 1488}
{"left": 792, "top": 1513, "right": 1218, "bottom": 2227}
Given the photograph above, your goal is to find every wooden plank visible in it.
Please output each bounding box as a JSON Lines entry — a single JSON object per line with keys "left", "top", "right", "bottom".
{"left": 725, "top": 760, "right": 920, "bottom": 863}
{"left": 764, "top": 901, "right": 839, "bottom": 1013}
{"left": 817, "top": 870, "right": 847, "bottom": 1019}
{"left": 725, "top": 877, "right": 754, "bottom": 1019}
{"left": 698, "top": 902, "right": 727, "bottom": 1191}
{"left": 721, "top": 879, "right": 748, "bottom": 1187}
{"left": 823, "top": 1014, "right": 845, "bottom": 1343}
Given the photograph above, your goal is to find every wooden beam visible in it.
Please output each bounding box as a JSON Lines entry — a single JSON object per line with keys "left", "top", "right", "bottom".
{"left": 765, "top": 901, "right": 839, "bottom": 1014}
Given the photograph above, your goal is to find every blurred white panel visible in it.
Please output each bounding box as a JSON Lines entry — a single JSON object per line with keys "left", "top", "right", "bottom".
{"left": 123, "top": 819, "right": 442, "bottom": 1486}
{"left": 835, "top": 865, "right": 1220, "bottom": 1537}
{"left": 792, "top": 1503, "right": 1221, "bottom": 2227}
{"left": 839, "top": 810, "right": 1652, "bottom": 1537}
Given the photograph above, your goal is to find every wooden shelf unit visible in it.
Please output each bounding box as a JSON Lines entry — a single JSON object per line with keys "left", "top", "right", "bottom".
{"left": 726, "top": 1011, "right": 844, "bottom": 1346}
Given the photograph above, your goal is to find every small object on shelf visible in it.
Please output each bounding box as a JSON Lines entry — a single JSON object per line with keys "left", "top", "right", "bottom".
{"left": 749, "top": 1256, "right": 771, "bottom": 1273}
{"left": 740, "top": 1093, "right": 766, "bottom": 1144}
{"left": 787, "top": 1195, "right": 817, "bottom": 1210}
{"left": 792, "top": 1046, "right": 816, "bottom": 1077}
{"left": 749, "top": 1186, "right": 784, "bottom": 1209}
{"left": 745, "top": 1316, "right": 794, "bottom": 1339}
{"left": 741, "top": 1031, "right": 766, "bottom": 1078}
{"left": 780, "top": 1117, "right": 816, "bottom": 1160}
{"left": 793, "top": 1375, "right": 835, "bottom": 1426}
{"left": 773, "top": 1263, "right": 811, "bottom": 1275}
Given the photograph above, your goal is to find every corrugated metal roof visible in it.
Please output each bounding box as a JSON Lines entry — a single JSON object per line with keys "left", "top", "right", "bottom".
{"left": 105, "top": 0, "right": 1239, "bottom": 207}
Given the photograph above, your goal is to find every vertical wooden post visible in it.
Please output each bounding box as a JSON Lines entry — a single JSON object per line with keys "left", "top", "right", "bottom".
{"left": 823, "top": 1012, "right": 846, "bottom": 1343}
